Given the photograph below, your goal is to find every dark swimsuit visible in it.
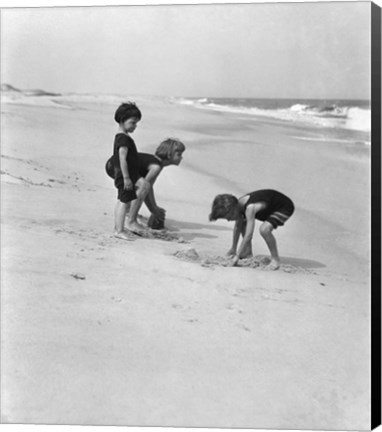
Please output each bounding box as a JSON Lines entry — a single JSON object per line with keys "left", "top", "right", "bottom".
{"left": 137, "top": 153, "right": 163, "bottom": 177}
{"left": 241, "top": 189, "right": 294, "bottom": 229}
{"left": 106, "top": 153, "right": 162, "bottom": 179}
{"left": 112, "top": 133, "right": 139, "bottom": 203}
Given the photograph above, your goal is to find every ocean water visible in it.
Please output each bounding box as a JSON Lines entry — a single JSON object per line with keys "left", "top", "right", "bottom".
{"left": 173, "top": 96, "right": 371, "bottom": 145}
{"left": 1, "top": 86, "right": 372, "bottom": 146}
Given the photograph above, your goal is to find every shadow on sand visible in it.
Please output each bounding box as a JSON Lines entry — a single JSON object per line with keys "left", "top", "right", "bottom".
{"left": 167, "top": 219, "right": 231, "bottom": 232}
{"left": 165, "top": 218, "right": 231, "bottom": 240}
{"left": 279, "top": 256, "right": 326, "bottom": 269}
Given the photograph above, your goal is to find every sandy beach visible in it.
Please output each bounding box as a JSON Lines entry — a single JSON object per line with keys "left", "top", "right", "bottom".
{"left": 1, "top": 92, "right": 372, "bottom": 429}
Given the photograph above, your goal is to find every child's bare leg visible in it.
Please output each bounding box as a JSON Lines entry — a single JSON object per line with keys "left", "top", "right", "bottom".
{"left": 239, "top": 220, "right": 253, "bottom": 258}
{"left": 126, "top": 199, "right": 146, "bottom": 232}
{"left": 126, "top": 179, "right": 150, "bottom": 232}
{"left": 115, "top": 201, "right": 130, "bottom": 224}
{"left": 115, "top": 201, "right": 130, "bottom": 233}
{"left": 259, "top": 222, "right": 280, "bottom": 270}
{"left": 114, "top": 200, "right": 121, "bottom": 231}
{"left": 124, "top": 202, "right": 131, "bottom": 220}
{"left": 114, "top": 201, "right": 134, "bottom": 240}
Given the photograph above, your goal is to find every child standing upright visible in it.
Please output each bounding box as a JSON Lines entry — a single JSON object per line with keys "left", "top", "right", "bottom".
{"left": 209, "top": 189, "right": 294, "bottom": 269}
{"left": 112, "top": 102, "right": 142, "bottom": 240}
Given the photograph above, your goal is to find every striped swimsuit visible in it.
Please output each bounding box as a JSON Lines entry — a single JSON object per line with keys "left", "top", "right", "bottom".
{"left": 241, "top": 189, "right": 294, "bottom": 229}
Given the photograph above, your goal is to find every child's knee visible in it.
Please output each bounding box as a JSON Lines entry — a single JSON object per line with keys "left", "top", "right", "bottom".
{"left": 260, "top": 222, "right": 273, "bottom": 238}
{"left": 120, "top": 201, "right": 131, "bottom": 211}
{"left": 136, "top": 178, "right": 151, "bottom": 197}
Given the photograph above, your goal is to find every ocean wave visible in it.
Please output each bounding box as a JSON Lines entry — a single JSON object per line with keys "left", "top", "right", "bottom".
{"left": 345, "top": 107, "right": 371, "bottom": 132}
{"left": 175, "top": 97, "right": 371, "bottom": 133}
{"left": 289, "top": 103, "right": 349, "bottom": 118}
{"left": 1, "top": 85, "right": 371, "bottom": 134}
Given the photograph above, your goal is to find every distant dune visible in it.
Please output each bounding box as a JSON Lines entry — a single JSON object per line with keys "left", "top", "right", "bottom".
{"left": 1, "top": 84, "right": 21, "bottom": 93}
{"left": 1, "top": 83, "right": 61, "bottom": 97}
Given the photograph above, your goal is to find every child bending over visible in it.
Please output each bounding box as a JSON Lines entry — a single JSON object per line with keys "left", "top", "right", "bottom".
{"left": 209, "top": 189, "right": 294, "bottom": 270}
{"left": 106, "top": 138, "right": 186, "bottom": 232}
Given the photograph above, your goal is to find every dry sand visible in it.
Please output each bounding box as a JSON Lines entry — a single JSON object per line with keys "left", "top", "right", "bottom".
{"left": 1, "top": 94, "right": 371, "bottom": 429}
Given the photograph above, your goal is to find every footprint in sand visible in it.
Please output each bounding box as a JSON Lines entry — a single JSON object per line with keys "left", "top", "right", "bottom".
{"left": 232, "top": 288, "right": 249, "bottom": 297}
{"left": 171, "top": 303, "right": 199, "bottom": 323}
{"left": 238, "top": 324, "right": 251, "bottom": 332}
{"left": 48, "top": 178, "right": 66, "bottom": 185}
{"left": 226, "top": 303, "right": 243, "bottom": 314}
{"left": 70, "top": 272, "right": 86, "bottom": 280}
{"left": 171, "top": 303, "right": 191, "bottom": 311}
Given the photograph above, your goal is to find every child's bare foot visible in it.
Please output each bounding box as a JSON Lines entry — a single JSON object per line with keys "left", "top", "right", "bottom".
{"left": 137, "top": 214, "right": 147, "bottom": 224}
{"left": 241, "top": 252, "right": 253, "bottom": 259}
{"left": 266, "top": 259, "right": 280, "bottom": 271}
{"left": 126, "top": 222, "right": 146, "bottom": 234}
{"left": 113, "top": 230, "right": 135, "bottom": 241}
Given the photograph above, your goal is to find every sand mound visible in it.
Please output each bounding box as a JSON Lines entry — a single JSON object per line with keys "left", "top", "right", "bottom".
{"left": 173, "top": 248, "right": 200, "bottom": 260}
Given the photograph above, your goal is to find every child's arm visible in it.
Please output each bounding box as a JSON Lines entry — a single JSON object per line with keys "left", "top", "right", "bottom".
{"left": 227, "top": 218, "right": 243, "bottom": 256}
{"left": 232, "top": 204, "right": 261, "bottom": 266}
{"left": 144, "top": 187, "right": 158, "bottom": 213}
{"left": 136, "top": 163, "right": 162, "bottom": 203}
{"left": 144, "top": 164, "right": 166, "bottom": 220}
{"left": 145, "top": 164, "right": 162, "bottom": 185}
{"left": 119, "top": 147, "right": 133, "bottom": 190}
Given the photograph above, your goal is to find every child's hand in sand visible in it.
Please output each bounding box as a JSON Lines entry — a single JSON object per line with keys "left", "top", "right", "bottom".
{"left": 154, "top": 207, "right": 166, "bottom": 221}
{"left": 227, "top": 248, "right": 236, "bottom": 257}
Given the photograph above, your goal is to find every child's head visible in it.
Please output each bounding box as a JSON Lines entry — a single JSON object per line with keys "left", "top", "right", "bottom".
{"left": 155, "top": 138, "right": 186, "bottom": 165}
{"left": 114, "top": 102, "right": 142, "bottom": 124}
{"left": 209, "top": 194, "right": 239, "bottom": 221}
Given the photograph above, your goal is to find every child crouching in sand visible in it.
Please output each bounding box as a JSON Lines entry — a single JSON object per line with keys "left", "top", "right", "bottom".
{"left": 209, "top": 189, "right": 294, "bottom": 270}
{"left": 106, "top": 138, "right": 186, "bottom": 233}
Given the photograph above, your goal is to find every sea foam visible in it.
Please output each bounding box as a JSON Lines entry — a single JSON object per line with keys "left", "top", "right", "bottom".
{"left": 174, "top": 97, "right": 371, "bottom": 133}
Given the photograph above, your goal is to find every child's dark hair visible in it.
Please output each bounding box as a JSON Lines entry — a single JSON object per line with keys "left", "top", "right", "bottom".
{"left": 209, "top": 194, "right": 238, "bottom": 221}
{"left": 155, "top": 138, "right": 186, "bottom": 161}
{"left": 114, "top": 102, "right": 142, "bottom": 123}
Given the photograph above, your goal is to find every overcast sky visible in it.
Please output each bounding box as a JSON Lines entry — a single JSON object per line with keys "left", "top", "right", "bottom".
{"left": 1, "top": 1, "right": 372, "bottom": 99}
